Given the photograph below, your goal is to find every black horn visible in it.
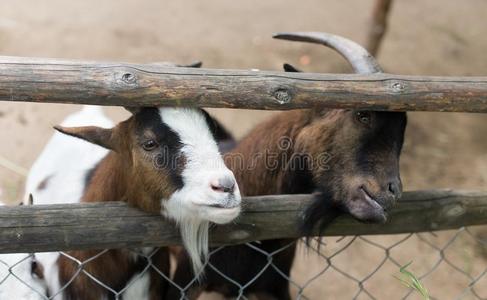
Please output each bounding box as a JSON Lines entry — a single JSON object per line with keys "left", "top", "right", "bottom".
{"left": 179, "top": 61, "right": 203, "bottom": 68}
{"left": 283, "top": 63, "right": 302, "bottom": 73}
{"left": 273, "top": 32, "right": 382, "bottom": 74}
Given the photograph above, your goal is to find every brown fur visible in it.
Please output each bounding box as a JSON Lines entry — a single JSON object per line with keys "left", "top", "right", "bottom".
{"left": 170, "top": 109, "right": 338, "bottom": 299}
{"left": 171, "top": 33, "right": 406, "bottom": 299}
{"left": 57, "top": 118, "right": 173, "bottom": 300}
{"left": 171, "top": 107, "right": 405, "bottom": 299}
{"left": 228, "top": 109, "right": 347, "bottom": 196}
{"left": 224, "top": 110, "right": 307, "bottom": 195}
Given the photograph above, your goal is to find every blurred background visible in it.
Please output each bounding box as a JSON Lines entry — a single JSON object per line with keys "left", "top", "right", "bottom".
{"left": 0, "top": 0, "right": 486, "bottom": 298}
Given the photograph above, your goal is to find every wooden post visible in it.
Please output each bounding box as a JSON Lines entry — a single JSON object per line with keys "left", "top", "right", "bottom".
{"left": 366, "top": 0, "right": 393, "bottom": 56}
{"left": 0, "top": 190, "right": 486, "bottom": 253}
{"left": 0, "top": 56, "right": 487, "bottom": 112}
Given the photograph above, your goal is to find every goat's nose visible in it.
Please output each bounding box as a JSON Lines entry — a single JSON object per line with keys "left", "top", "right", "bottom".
{"left": 387, "top": 179, "right": 402, "bottom": 198}
{"left": 210, "top": 176, "right": 236, "bottom": 194}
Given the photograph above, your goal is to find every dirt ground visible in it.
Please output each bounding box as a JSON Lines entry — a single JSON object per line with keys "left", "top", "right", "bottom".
{"left": 0, "top": 0, "right": 486, "bottom": 299}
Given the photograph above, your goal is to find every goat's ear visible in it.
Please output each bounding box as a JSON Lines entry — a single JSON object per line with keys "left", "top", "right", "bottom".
{"left": 283, "top": 63, "right": 302, "bottom": 72}
{"left": 54, "top": 125, "right": 115, "bottom": 150}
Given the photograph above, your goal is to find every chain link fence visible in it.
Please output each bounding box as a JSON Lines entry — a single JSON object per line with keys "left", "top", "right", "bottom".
{"left": 1, "top": 125, "right": 486, "bottom": 299}
{"left": 1, "top": 226, "right": 486, "bottom": 299}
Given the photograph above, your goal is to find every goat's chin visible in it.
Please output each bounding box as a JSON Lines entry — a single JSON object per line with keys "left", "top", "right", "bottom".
{"left": 162, "top": 189, "right": 241, "bottom": 276}
{"left": 199, "top": 206, "right": 241, "bottom": 224}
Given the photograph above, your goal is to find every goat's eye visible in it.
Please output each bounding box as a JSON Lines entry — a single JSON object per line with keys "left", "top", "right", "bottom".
{"left": 142, "top": 140, "right": 158, "bottom": 151}
{"left": 356, "top": 111, "right": 372, "bottom": 125}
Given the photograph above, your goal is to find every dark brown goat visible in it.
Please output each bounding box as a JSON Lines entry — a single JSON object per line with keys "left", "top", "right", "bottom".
{"left": 169, "top": 32, "right": 407, "bottom": 300}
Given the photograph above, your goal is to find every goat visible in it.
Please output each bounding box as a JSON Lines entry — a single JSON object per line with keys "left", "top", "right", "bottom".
{"left": 21, "top": 77, "right": 241, "bottom": 298}
{"left": 169, "top": 32, "right": 407, "bottom": 300}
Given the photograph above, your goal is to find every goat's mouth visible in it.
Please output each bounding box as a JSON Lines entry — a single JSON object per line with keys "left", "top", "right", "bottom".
{"left": 345, "top": 186, "right": 387, "bottom": 223}
{"left": 196, "top": 202, "right": 240, "bottom": 210}
{"left": 195, "top": 202, "right": 241, "bottom": 224}
{"left": 360, "top": 187, "right": 383, "bottom": 211}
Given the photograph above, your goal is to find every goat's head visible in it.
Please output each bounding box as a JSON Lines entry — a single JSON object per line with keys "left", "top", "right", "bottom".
{"left": 275, "top": 32, "right": 407, "bottom": 233}
{"left": 55, "top": 104, "right": 241, "bottom": 271}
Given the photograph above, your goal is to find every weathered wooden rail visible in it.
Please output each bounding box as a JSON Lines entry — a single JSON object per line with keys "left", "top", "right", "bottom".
{"left": 0, "top": 190, "right": 486, "bottom": 253}
{"left": 1, "top": 56, "right": 487, "bottom": 112}
{"left": 1, "top": 56, "right": 487, "bottom": 253}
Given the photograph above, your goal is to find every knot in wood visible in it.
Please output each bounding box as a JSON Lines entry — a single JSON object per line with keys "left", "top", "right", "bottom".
{"left": 122, "top": 72, "right": 137, "bottom": 84}
{"left": 229, "top": 230, "right": 251, "bottom": 241}
{"left": 274, "top": 88, "right": 292, "bottom": 104}
{"left": 390, "top": 81, "right": 405, "bottom": 93}
{"left": 445, "top": 204, "right": 466, "bottom": 218}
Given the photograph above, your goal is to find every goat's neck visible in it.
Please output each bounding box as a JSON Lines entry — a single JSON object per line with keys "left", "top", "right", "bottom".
{"left": 81, "top": 152, "right": 160, "bottom": 212}
{"left": 226, "top": 110, "right": 315, "bottom": 196}
{"left": 82, "top": 152, "right": 127, "bottom": 202}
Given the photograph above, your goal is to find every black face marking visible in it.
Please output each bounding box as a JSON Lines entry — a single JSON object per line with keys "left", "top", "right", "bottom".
{"left": 355, "top": 111, "right": 407, "bottom": 173}
{"left": 297, "top": 111, "right": 407, "bottom": 236}
{"left": 200, "top": 109, "right": 236, "bottom": 153}
{"left": 134, "top": 108, "right": 184, "bottom": 190}
{"left": 281, "top": 155, "right": 315, "bottom": 195}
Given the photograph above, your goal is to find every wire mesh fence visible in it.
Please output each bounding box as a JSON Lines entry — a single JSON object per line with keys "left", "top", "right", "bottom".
{"left": 1, "top": 125, "right": 486, "bottom": 299}
{"left": 1, "top": 227, "right": 486, "bottom": 299}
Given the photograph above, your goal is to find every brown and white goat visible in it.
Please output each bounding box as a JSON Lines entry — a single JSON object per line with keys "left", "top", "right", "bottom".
{"left": 169, "top": 32, "right": 407, "bottom": 300}
{"left": 24, "top": 101, "right": 241, "bottom": 299}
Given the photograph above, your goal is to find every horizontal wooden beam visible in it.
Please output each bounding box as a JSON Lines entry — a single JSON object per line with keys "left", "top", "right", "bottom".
{"left": 0, "top": 56, "right": 487, "bottom": 112}
{"left": 0, "top": 190, "right": 486, "bottom": 253}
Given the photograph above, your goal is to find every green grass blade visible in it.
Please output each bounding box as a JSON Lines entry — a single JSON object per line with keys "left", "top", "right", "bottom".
{"left": 394, "top": 262, "right": 430, "bottom": 300}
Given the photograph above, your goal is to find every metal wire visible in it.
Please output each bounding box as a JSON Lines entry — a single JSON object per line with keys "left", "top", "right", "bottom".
{"left": 0, "top": 153, "right": 485, "bottom": 299}
{"left": 0, "top": 228, "right": 486, "bottom": 299}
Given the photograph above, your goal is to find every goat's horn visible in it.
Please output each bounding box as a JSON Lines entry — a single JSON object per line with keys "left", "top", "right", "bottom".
{"left": 283, "top": 63, "right": 302, "bottom": 73}
{"left": 179, "top": 61, "right": 203, "bottom": 68}
{"left": 273, "top": 32, "right": 382, "bottom": 74}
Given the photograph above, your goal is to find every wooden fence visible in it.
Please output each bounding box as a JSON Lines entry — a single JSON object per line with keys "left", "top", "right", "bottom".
{"left": 1, "top": 56, "right": 487, "bottom": 253}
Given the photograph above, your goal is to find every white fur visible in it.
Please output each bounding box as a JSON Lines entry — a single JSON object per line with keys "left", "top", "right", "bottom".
{"left": 0, "top": 253, "right": 47, "bottom": 300}
{"left": 18, "top": 106, "right": 114, "bottom": 300}
{"left": 24, "top": 105, "right": 112, "bottom": 207}
{"left": 16, "top": 106, "right": 241, "bottom": 298}
{"left": 24, "top": 106, "right": 155, "bottom": 300}
{"left": 120, "top": 271, "right": 150, "bottom": 299}
{"left": 35, "top": 252, "right": 62, "bottom": 300}
{"left": 159, "top": 108, "right": 241, "bottom": 273}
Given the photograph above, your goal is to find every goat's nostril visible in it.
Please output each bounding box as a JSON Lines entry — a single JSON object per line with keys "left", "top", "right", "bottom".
{"left": 388, "top": 182, "right": 400, "bottom": 197}
{"left": 211, "top": 184, "right": 224, "bottom": 192}
{"left": 211, "top": 177, "right": 235, "bottom": 194}
{"left": 224, "top": 184, "right": 235, "bottom": 193}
